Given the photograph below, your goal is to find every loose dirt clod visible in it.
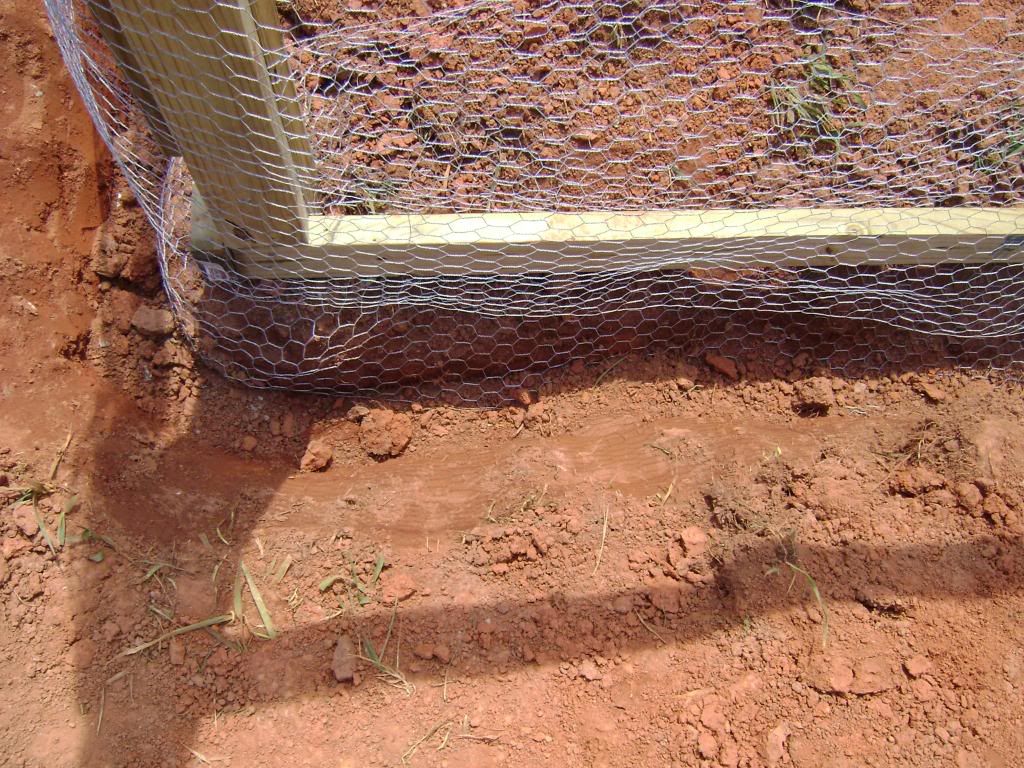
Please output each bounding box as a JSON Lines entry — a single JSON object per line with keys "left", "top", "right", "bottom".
{"left": 904, "top": 654, "right": 934, "bottom": 678}
{"left": 331, "top": 634, "right": 357, "bottom": 682}
{"left": 130, "top": 306, "right": 175, "bottom": 337}
{"left": 360, "top": 409, "right": 413, "bottom": 458}
{"left": 704, "top": 352, "right": 739, "bottom": 380}
{"left": 300, "top": 439, "right": 333, "bottom": 472}
{"left": 793, "top": 377, "right": 835, "bottom": 414}
{"left": 917, "top": 381, "right": 947, "bottom": 403}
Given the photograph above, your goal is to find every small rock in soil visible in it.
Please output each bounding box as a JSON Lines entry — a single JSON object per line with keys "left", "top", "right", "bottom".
{"left": 612, "top": 595, "right": 633, "bottom": 614}
{"left": 917, "top": 381, "right": 947, "bottom": 403}
{"left": 704, "top": 352, "right": 739, "bottom": 380}
{"left": 983, "top": 493, "right": 1014, "bottom": 525}
{"left": 794, "top": 377, "right": 835, "bottom": 414}
{"left": 850, "top": 656, "right": 897, "bottom": 695}
{"left": 240, "top": 435, "right": 258, "bottom": 452}
{"left": 412, "top": 643, "right": 434, "bottom": 660}
{"left": 346, "top": 405, "right": 370, "bottom": 422}
{"left": 381, "top": 572, "right": 417, "bottom": 603}
{"left": 904, "top": 654, "right": 933, "bottom": 678}
{"left": 11, "top": 506, "right": 39, "bottom": 538}
{"left": 130, "top": 306, "right": 175, "bottom": 337}
{"left": 332, "top": 634, "right": 358, "bottom": 682}
{"left": 954, "top": 481, "right": 983, "bottom": 513}
{"left": 891, "top": 466, "right": 945, "bottom": 496}
{"left": 68, "top": 638, "right": 97, "bottom": 668}
{"left": 577, "top": 659, "right": 603, "bottom": 681}
{"left": 700, "top": 701, "right": 728, "bottom": 732}
{"left": 432, "top": 644, "right": 452, "bottom": 664}
{"left": 679, "top": 526, "right": 708, "bottom": 558}
{"left": 168, "top": 637, "right": 185, "bottom": 665}
{"left": 697, "top": 730, "right": 718, "bottom": 759}
{"left": 300, "top": 439, "right": 333, "bottom": 472}
{"left": 765, "top": 721, "right": 791, "bottom": 767}
{"left": 825, "top": 656, "right": 855, "bottom": 694}
{"left": 719, "top": 740, "right": 740, "bottom": 768}
{"left": 360, "top": 409, "right": 413, "bottom": 459}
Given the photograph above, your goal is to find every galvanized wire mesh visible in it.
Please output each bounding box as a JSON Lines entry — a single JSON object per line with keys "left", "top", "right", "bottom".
{"left": 45, "top": 0, "right": 1024, "bottom": 400}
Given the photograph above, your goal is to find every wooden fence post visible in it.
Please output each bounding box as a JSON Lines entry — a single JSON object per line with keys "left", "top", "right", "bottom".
{"left": 90, "top": 0, "right": 316, "bottom": 263}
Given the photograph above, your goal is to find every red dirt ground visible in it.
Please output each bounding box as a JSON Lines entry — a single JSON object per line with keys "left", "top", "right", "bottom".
{"left": 2, "top": 3, "right": 1024, "bottom": 767}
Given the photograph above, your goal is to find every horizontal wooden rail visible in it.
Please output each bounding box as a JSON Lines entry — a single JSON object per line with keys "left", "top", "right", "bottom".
{"left": 210, "top": 207, "right": 1024, "bottom": 280}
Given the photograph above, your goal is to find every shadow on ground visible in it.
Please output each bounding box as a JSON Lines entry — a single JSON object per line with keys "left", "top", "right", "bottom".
{"left": 64, "top": 350, "right": 1024, "bottom": 766}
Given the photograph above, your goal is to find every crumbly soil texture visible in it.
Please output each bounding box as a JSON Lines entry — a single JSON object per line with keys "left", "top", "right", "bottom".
{"left": 3, "top": 3, "right": 1024, "bottom": 768}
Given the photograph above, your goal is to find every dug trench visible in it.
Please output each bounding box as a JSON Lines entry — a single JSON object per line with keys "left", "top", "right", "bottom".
{"left": 2, "top": 3, "right": 1024, "bottom": 767}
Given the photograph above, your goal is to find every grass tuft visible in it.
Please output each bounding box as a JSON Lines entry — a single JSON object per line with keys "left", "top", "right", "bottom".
{"left": 769, "top": 43, "right": 866, "bottom": 155}
{"left": 766, "top": 529, "right": 830, "bottom": 649}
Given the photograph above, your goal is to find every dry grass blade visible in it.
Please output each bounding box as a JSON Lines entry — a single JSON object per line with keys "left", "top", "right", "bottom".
{"left": 204, "top": 626, "right": 242, "bottom": 654}
{"left": 592, "top": 505, "right": 609, "bottom": 576}
{"left": 49, "top": 430, "right": 73, "bottom": 481}
{"left": 359, "top": 649, "right": 414, "bottom": 694}
{"left": 273, "top": 555, "right": 292, "bottom": 585}
{"left": 180, "top": 743, "right": 226, "bottom": 764}
{"left": 657, "top": 477, "right": 676, "bottom": 506}
{"left": 402, "top": 719, "right": 452, "bottom": 764}
{"left": 595, "top": 353, "right": 628, "bottom": 385}
{"left": 456, "top": 733, "right": 502, "bottom": 744}
{"left": 240, "top": 561, "right": 277, "bottom": 639}
{"left": 139, "top": 563, "right": 165, "bottom": 584}
{"left": 95, "top": 687, "right": 105, "bottom": 735}
{"left": 119, "top": 614, "right": 233, "bottom": 657}
{"left": 105, "top": 669, "right": 130, "bottom": 686}
{"left": 232, "top": 568, "right": 244, "bottom": 622}
{"left": 634, "top": 609, "right": 667, "bottom": 645}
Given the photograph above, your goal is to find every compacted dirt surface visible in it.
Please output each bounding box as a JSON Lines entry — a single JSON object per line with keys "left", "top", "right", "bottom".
{"left": 3, "top": 3, "right": 1024, "bottom": 768}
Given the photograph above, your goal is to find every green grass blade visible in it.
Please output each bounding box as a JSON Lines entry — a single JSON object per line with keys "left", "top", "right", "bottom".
{"left": 370, "top": 554, "right": 386, "bottom": 585}
{"left": 119, "top": 614, "right": 233, "bottom": 657}
{"left": 34, "top": 503, "right": 58, "bottom": 558}
{"left": 241, "top": 561, "right": 277, "bottom": 639}
{"left": 319, "top": 574, "right": 343, "bottom": 592}
{"left": 57, "top": 495, "right": 76, "bottom": 548}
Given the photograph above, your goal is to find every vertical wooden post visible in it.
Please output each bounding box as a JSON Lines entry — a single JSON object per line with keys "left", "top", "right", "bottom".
{"left": 91, "top": 0, "right": 316, "bottom": 260}
{"left": 85, "top": 0, "right": 180, "bottom": 157}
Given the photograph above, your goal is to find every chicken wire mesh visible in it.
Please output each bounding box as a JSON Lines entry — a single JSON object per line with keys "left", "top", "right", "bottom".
{"left": 45, "top": 0, "right": 1024, "bottom": 401}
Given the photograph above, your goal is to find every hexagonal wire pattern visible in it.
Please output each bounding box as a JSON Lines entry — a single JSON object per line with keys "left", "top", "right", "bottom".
{"left": 45, "top": 0, "right": 1024, "bottom": 402}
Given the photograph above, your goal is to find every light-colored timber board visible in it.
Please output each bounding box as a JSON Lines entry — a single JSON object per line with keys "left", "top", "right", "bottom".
{"left": 213, "top": 207, "right": 1024, "bottom": 280}
{"left": 107, "top": 0, "right": 310, "bottom": 251}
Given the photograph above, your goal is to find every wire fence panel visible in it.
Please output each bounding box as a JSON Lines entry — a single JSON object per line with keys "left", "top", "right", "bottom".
{"left": 45, "top": 0, "right": 1024, "bottom": 401}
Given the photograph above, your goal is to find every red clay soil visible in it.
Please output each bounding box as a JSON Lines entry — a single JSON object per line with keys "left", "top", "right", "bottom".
{"left": 3, "top": 3, "right": 1024, "bottom": 768}
{"left": 288, "top": 0, "right": 1024, "bottom": 213}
